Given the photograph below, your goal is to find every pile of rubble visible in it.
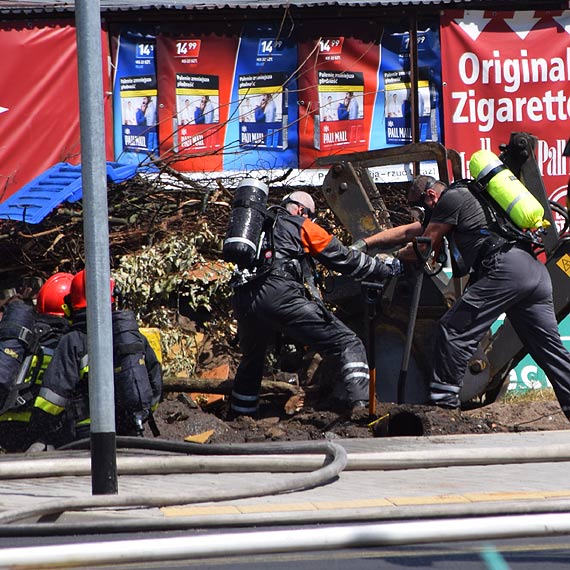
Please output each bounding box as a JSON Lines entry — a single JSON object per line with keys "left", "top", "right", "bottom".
{"left": 5, "top": 170, "right": 559, "bottom": 444}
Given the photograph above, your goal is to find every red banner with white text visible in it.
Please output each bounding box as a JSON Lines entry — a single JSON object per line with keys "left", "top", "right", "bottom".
{"left": 0, "top": 22, "right": 112, "bottom": 202}
{"left": 441, "top": 10, "right": 570, "bottom": 232}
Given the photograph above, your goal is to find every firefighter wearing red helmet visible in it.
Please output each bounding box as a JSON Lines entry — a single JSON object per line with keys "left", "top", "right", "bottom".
{"left": 0, "top": 273, "right": 73, "bottom": 452}
{"left": 36, "top": 272, "right": 74, "bottom": 317}
{"left": 69, "top": 269, "right": 88, "bottom": 310}
{"left": 29, "top": 270, "right": 162, "bottom": 447}
{"left": 68, "top": 269, "right": 115, "bottom": 311}
{"left": 33, "top": 273, "right": 74, "bottom": 378}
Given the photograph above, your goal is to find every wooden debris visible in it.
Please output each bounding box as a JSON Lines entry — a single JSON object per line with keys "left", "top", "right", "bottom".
{"left": 163, "top": 376, "right": 303, "bottom": 398}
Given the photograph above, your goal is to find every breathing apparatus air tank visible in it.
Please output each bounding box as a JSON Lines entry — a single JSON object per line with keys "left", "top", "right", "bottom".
{"left": 469, "top": 149, "right": 547, "bottom": 230}
{"left": 223, "top": 178, "right": 269, "bottom": 269}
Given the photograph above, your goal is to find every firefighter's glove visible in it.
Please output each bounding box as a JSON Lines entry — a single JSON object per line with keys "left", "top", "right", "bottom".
{"left": 376, "top": 253, "right": 403, "bottom": 277}
{"left": 350, "top": 238, "right": 368, "bottom": 253}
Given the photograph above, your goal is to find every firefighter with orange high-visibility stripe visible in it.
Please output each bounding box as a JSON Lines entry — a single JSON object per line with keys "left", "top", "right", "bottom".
{"left": 229, "top": 191, "right": 403, "bottom": 420}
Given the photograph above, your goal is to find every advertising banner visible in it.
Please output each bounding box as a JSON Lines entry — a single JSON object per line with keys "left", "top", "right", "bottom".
{"left": 298, "top": 22, "right": 442, "bottom": 174}
{"left": 156, "top": 27, "right": 239, "bottom": 172}
{"left": 0, "top": 22, "right": 112, "bottom": 201}
{"left": 237, "top": 71, "right": 288, "bottom": 151}
{"left": 113, "top": 29, "right": 158, "bottom": 164}
{"left": 223, "top": 23, "right": 298, "bottom": 172}
{"left": 298, "top": 25, "right": 380, "bottom": 169}
{"left": 441, "top": 10, "right": 570, "bottom": 224}
{"left": 441, "top": 10, "right": 570, "bottom": 392}
{"left": 369, "top": 23, "right": 442, "bottom": 155}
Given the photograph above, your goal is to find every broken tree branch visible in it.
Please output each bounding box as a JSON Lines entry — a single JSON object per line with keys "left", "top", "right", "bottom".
{"left": 163, "top": 376, "right": 302, "bottom": 398}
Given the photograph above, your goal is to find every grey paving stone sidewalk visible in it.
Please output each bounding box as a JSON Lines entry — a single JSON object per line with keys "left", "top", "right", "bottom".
{"left": 0, "top": 430, "right": 568, "bottom": 523}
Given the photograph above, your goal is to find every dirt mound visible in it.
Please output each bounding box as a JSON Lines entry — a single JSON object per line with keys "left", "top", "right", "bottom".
{"left": 150, "top": 393, "right": 569, "bottom": 444}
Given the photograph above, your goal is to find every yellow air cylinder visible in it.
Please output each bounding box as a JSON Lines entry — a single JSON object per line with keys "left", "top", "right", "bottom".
{"left": 468, "top": 149, "right": 546, "bottom": 230}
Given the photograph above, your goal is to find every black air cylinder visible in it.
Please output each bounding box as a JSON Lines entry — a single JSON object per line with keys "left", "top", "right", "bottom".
{"left": 223, "top": 178, "right": 269, "bottom": 269}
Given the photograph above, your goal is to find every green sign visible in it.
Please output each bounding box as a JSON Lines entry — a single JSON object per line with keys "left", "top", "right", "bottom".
{"left": 493, "top": 316, "right": 570, "bottom": 394}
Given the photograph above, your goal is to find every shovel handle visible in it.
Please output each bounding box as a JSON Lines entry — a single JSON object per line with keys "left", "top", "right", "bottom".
{"left": 412, "top": 236, "right": 433, "bottom": 264}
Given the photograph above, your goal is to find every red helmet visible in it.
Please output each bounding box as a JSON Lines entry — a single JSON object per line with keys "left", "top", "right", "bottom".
{"left": 70, "top": 270, "right": 87, "bottom": 310}
{"left": 36, "top": 273, "right": 74, "bottom": 316}
{"left": 70, "top": 270, "right": 115, "bottom": 310}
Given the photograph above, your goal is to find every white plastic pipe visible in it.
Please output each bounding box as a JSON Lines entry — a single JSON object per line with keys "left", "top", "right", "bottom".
{"left": 1, "top": 513, "right": 570, "bottom": 568}
{"left": 3, "top": 444, "right": 570, "bottom": 479}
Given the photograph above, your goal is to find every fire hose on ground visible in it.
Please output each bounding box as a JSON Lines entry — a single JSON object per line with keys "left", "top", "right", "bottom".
{"left": 0, "top": 436, "right": 569, "bottom": 568}
{"left": 2, "top": 513, "right": 570, "bottom": 568}
{"left": 1, "top": 436, "right": 570, "bottom": 533}
{"left": 0, "top": 438, "right": 347, "bottom": 526}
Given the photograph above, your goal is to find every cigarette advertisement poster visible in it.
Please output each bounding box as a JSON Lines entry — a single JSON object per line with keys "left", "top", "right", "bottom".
{"left": 0, "top": 23, "right": 112, "bottom": 201}
{"left": 223, "top": 23, "right": 298, "bottom": 171}
{"left": 112, "top": 29, "right": 159, "bottom": 163}
{"left": 440, "top": 10, "right": 570, "bottom": 228}
{"left": 237, "top": 72, "right": 288, "bottom": 151}
{"left": 369, "top": 23, "right": 442, "bottom": 155}
{"left": 316, "top": 69, "right": 365, "bottom": 149}
{"left": 298, "top": 26, "right": 380, "bottom": 169}
{"left": 441, "top": 10, "right": 570, "bottom": 390}
{"left": 156, "top": 28, "right": 239, "bottom": 172}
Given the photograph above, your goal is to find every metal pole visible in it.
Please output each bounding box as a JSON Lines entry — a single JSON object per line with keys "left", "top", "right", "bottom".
{"left": 364, "top": 287, "right": 376, "bottom": 417}
{"left": 409, "top": 13, "right": 420, "bottom": 145}
{"left": 75, "top": 0, "right": 118, "bottom": 495}
{"left": 361, "top": 282, "right": 384, "bottom": 417}
{"left": 397, "top": 237, "right": 432, "bottom": 403}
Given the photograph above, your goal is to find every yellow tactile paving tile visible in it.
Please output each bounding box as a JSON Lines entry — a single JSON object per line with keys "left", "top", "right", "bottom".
{"left": 238, "top": 502, "right": 318, "bottom": 513}
{"left": 540, "top": 490, "right": 570, "bottom": 498}
{"left": 389, "top": 495, "right": 470, "bottom": 506}
{"left": 160, "top": 490, "right": 570, "bottom": 517}
{"left": 464, "top": 491, "right": 554, "bottom": 502}
{"left": 161, "top": 505, "right": 240, "bottom": 517}
{"left": 314, "top": 498, "right": 393, "bottom": 509}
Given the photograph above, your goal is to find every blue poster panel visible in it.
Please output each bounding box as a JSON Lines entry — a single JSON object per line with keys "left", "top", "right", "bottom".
{"left": 370, "top": 22, "right": 442, "bottom": 150}
{"left": 113, "top": 29, "right": 159, "bottom": 164}
{"left": 223, "top": 23, "right": 298, "bottom": 171}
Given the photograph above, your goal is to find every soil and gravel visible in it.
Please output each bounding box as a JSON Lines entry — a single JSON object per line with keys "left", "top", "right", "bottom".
{"left": 1, "top": 169, "right": 567, "bottom": 446}
{"left": 149, "top": 390, "right": 569, "bottom": 445}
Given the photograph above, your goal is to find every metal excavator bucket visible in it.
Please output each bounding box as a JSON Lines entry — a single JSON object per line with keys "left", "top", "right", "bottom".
{"left": 318, "top": 141, "right": 461, "bottom": 242}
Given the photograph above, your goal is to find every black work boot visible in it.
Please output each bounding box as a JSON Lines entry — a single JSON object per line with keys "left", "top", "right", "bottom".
{"left": 350, "top": 400, "right": 370, "bottom": 421}
{"left": 429, "top": 390, "right": 460, "bottom": 410}
{"left": 224, "top": 402, "right": 259, "bottom": 421}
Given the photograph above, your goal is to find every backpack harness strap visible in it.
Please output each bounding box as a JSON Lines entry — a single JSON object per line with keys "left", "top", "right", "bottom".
{"left": 232, "top": 197, "right": 267, "bottom": 215}
{"left": 476, "top": 163, "right": 505, "bottom": 188}
{"left": 0, "top": 323, "right": 36, "bottom": 348}
{"left": 115, "top": 341, "right": 146, "bottom": 360}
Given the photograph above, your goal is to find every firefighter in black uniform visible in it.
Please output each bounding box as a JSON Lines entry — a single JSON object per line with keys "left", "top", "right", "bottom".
{"left": 0, "top": 273, "right": 73, "bottom": 452}
{"left": 29, "top": 270, "right": 163, "bottom": 447}
{"left": 357, "top": 175, "right": 570, "bottom": 416}
{"left": 229, "top": 191, "right": 403, "bottom": 419}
